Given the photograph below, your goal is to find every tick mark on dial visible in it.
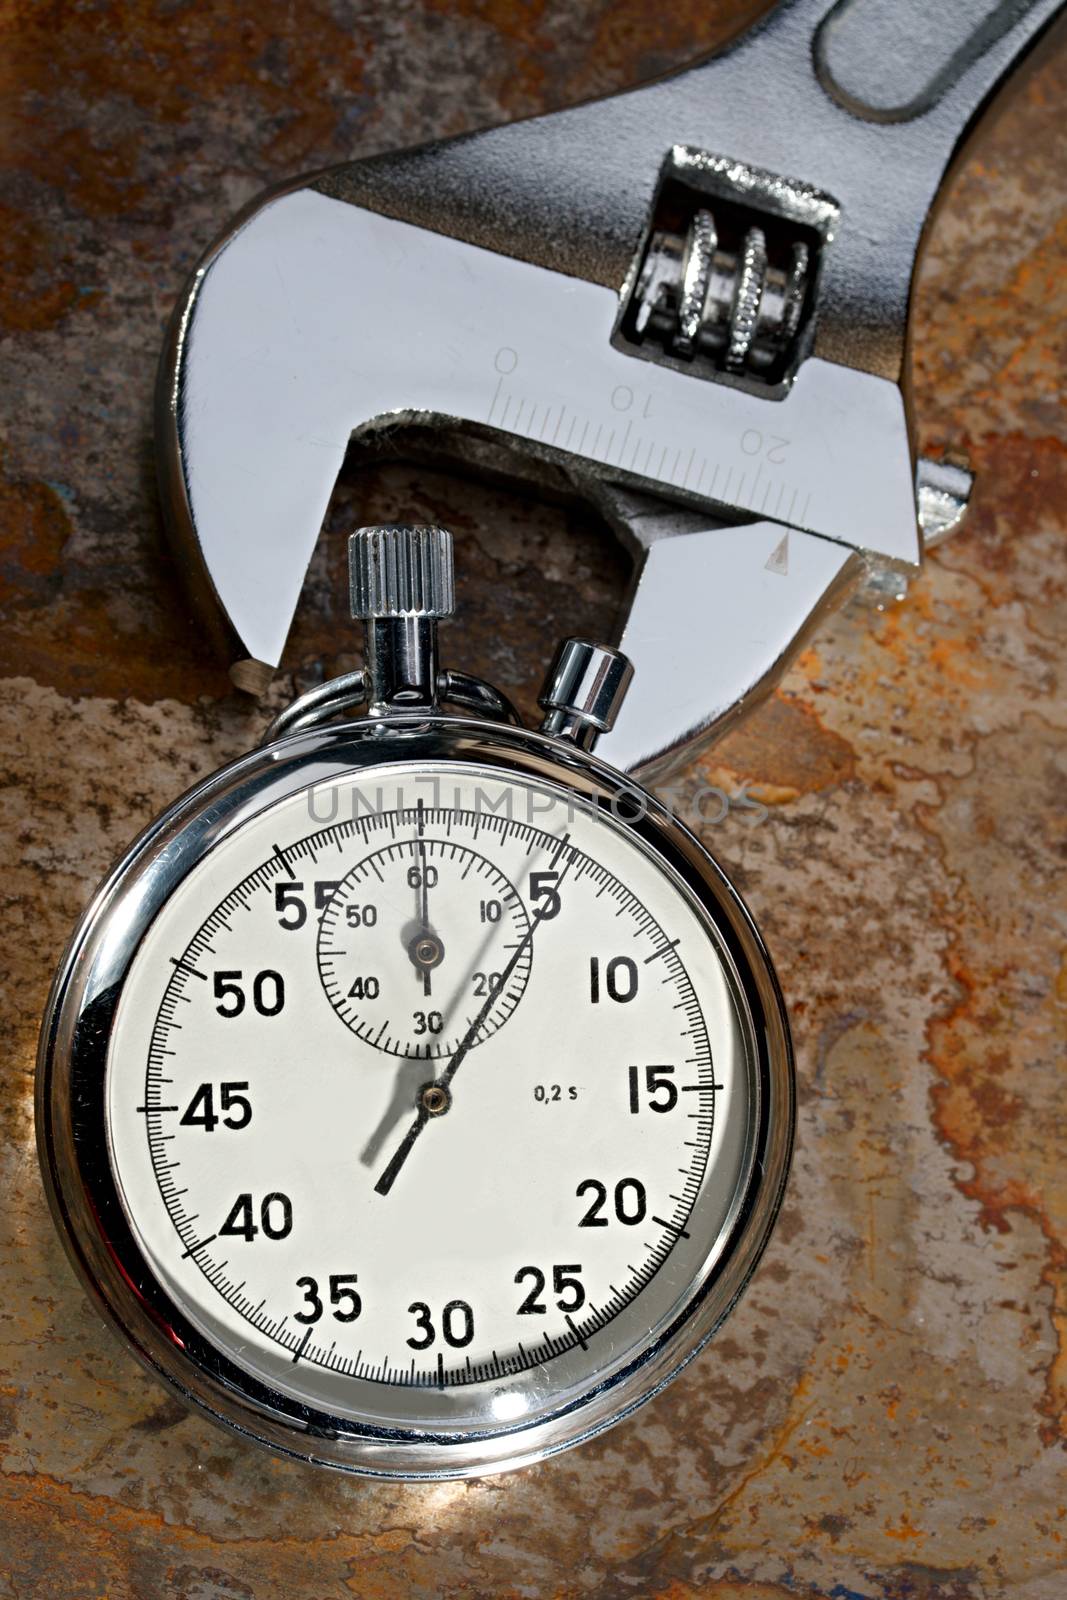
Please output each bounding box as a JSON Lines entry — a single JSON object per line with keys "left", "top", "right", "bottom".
{"left": 169, "top": 957, "right": 206, "bottom": 980}
{"left": 643, "top": 938, "right": 680, "bottom": 964}
{"left": 652, "top": 1215, "right": 691, "bottom": 1239}
{"left": 564, "top": 1314, "right": 589, "bottom": 1351}
{"left": 181, "top": 1233, "right": 217, "bottom": 1260}
{"left": 272, "top": 842, "right": 296, "bottom": 879}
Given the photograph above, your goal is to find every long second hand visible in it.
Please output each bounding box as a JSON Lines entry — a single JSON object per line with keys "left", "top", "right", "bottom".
{"left": 374, "top": 839, "right": 574, "bottom": 1197}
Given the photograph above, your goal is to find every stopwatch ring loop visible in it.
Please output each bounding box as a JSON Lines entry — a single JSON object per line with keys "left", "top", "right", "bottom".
{"left": 262, "top": 668, "right": 521, "bottom": 746}
{"left": 262, "top": 669, "right": 369, "bottom": 744}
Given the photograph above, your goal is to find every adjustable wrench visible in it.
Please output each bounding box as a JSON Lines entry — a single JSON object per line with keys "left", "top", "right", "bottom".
{"left": 157, "top": 0, "right": 1063, "bottom": 778}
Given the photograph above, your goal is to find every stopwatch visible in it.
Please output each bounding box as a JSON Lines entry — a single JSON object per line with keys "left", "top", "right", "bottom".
{"left": 38, "top": 525, "right": 792, "bottom": 1478}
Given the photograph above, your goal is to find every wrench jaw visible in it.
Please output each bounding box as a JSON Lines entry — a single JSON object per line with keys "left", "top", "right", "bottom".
{"left": 158, "top": 184, "right": 920, "bottom": 698}
{"left": 607, "top": 532, "right": 866, "bottom": 783}
{"left": 588, "top": 486, "right": 866, "bottom": 781}
{"left": 591, "top": 450, "right": 977, "bottom": 780}
{"left": 155, "top": 168, "right": 318, "bottom": 696}
{"left": 155, "top": 0, "right": 1061, "bottom": 767}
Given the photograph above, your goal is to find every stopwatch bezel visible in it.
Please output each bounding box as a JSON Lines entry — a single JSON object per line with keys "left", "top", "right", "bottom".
{"left": 37, "top": 713, "right": 794, "bottom": 1479}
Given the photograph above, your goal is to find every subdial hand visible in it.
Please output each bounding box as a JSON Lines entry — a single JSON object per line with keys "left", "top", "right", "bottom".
{"left": 404, "top": 837, "right": 443, "bottom": 996}
{"left": 374, "top": 840, "right": 574, "bottom": 1197}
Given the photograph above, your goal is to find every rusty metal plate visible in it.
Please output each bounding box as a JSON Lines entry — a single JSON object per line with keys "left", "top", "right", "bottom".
{"left": 0, "top": 2, "right": 1064, "bottom": 1594}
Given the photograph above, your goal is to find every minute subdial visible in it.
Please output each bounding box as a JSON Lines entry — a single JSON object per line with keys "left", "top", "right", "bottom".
{"left": 316, "top": 837, "right": 532, "bottom": 1057}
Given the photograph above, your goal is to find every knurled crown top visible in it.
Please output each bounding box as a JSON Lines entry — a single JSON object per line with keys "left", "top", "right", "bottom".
{"left": 348, "top": 526, "right": 455, "bottom": 620}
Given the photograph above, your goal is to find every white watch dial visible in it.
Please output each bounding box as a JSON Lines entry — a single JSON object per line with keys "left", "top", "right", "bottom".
{"left": 106, "top": 763, "right": 755, "bottom": 1431}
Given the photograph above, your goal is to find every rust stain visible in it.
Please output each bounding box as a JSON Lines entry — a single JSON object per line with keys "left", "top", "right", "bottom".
{"left": 418, "top": 0, "right": 773, "bottom": 114}
{"left": 421, "top": 0, "right": 555, "bottom": 106}
{"left": 929, "top": 940, "right": 1067, "bottom": 1446}
{"left": 0, "top": 449, "right": 231, "bottom": 701}
{"left": 0, "top": 1, "right": 374, "bottom": 175}
{"left": 0, "top": 1469, "right": 438, "bottom": 1600}
{"left": 0, "top": 203, "right": 87, "bottom": 334}
{"left": 916, "top": 209, "right": 1067, "bottom": 422}
{"left": 580, "top": 0, "right": 772, "bottom": 81}
{"left": 883, "top": 1513, "right": 925, "bottom": 1544}
{"left": 941, "top": 433, "right": 1067, "bottom": 595}
{"left": 1055, "top": 951, "right": 1067, "bottom": 1007}
{"left": 0, "top": 452, "right": 71, "bottom": 592}
{"left": 704, "top": 692, "right": 858, "bottom": 795}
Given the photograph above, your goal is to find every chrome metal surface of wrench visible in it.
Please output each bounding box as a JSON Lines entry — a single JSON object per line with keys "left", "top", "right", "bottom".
{"left": 158, "top": 0, "right": 1063, "bottom": 777}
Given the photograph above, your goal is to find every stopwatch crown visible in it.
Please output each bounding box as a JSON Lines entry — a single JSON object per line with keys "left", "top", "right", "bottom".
{"left": 349, "top": 526, "right": 455, "bottom": 621}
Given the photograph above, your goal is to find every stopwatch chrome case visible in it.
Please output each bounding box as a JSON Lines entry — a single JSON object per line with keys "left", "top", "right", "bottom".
{"left": 37, "top": 528, "right": 793, "bottom": 1479}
